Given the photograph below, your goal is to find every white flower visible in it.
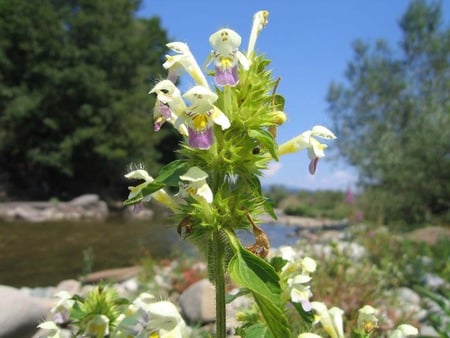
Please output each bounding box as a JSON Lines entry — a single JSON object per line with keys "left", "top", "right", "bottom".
{"left": 182, "top": 86, "right": 230, "bottom": 149}
{"left": 50, "top": 291, "right": 74, "bottom": 324}
{"left": 37, "top": 321, "right": 62, "bottom": 338}
{"left": 206, "top": 28, "right": 250, "bottom": 86}
{"left": 311, "top": 302, "right": 344, "bottom": 338}
{"left": 178, "top": 166, "right": 213, "bottom": 203}
{"left": 298, "top": 334, "right": 323, "bottom": 338}
{"left": 147, "top": 301, "right": 187, "bottom": 337}
{"left": 277, "top": 125, "right": 336, "bottom": 174}
{"left": 357, "top": 305, "right": 379, "bottom": 334}
{"left": 164, "top": 42, "right": 208, "bottom": 87}
{"left": 389, "top": 324, "right": 419, "bottom": 338}
{"left": 247, "top": 10, "right": 269, "bottom": 56}
{"left": 149, "top": 79, "right": 188, "bottom": 136}
{"left": 125, "top": 169, "right": 178, "bottom": 211}
{"left": 279, "top": 245, "right": 296, "bottom": 261}
{"left": 84, "top": 314, "right": 110, "bottom": 337}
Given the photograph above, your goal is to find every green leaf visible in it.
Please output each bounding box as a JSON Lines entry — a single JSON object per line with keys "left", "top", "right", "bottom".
{"left": 123, "top": 193, "right": 143, "bottom": 206}
{"left": 248, "top": 129, "right": 279, "bottom": 161}
{"left": 140, "top": 181, "right": 166, "bottom": 196}
{"left": 226, "top": 231, "right": 290, "bottom": 337}
{"left": 155, "top": 159, "right": 190, "bottom": 186}
{"left": 69, "top": 302, "right": 86, "bottom": 321}
{"left": 272, "top": 94, "right": 285, "bottom": 111}
{"left": 269, "top": 256, "right": 288, "bottom": 273}
{"left": 291, "top": 301, "right": 315, "bottom": 329}
{"left": 263, "top": 198, "right": 278, "bottom": 220}
{"left": 226, "top": 288, "right": 251, "bottom": 304}
{"left": 238, "top": 323, "right": 273, "bottom": 338}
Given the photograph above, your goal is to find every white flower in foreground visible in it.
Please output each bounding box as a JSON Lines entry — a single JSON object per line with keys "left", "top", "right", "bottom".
{"left": 50, "top": 291, "right": 74, "bottom": 324}
{"left": 147, "top": 301, "right": 187, "bottom": 337}
{"left": 298, "top": 334, "right": 323, "bottom": 338}
{"left": 311, "top": 302, "right": 344, "bottom": 338}
{"left": 357, "top": 305, "right": 379, "bottom": 334}
{"left": 279, "top": 252, "right": 317, "bottom": 311}
{"left": 84, "top": 314, "right": 110, "bottom": 337}
{"left": 279, "top": 245, "right": 297, "bottom": 261}
{"left": 37, "top": 321, "right": 62, "bottom": 338}
{"left": 389, "top": 324, "right": 419, "bottom": 338}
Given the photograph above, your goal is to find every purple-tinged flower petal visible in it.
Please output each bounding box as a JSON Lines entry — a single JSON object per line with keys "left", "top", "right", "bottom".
{"left": 301, "top": 300, "right": 312, "bottom": 312}
{"left": 188, "top": 127, "right": 214, "bottom": 149}
{"left": 309, "top": 157, "right": 319, "bottom": 175}
{"left": 215, "top": 65, "right": 239, "bottom": 86}
{"left": 158, "top": 101, "right": 172, "bottom": 119}
{"left": 154, "top": 118, "right": 163, "bottom": 132}
{"left": 153, "top": 101, "right": 172, "bottom": 132}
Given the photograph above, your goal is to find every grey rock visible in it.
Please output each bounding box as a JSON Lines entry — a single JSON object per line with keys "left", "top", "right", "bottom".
{"left": 179, "top": 279, "right": 216, "bottom": 323}
{"left": 0, "top": 285, "right": 52, "bottom": 338}
{"left": 419, "top": 325, "right": 439, "bottom": 338}
{"left": 395, "top": 287, "right": 421, "bottom": 305}
{"left": 69, "top": 194, "right": 100, "bottom": 206}
{"left": 0, "top": 194, "right": 109, "bottom": 222}
{"left": 422, "top": 273, "right": 447, "bottom": 290}
{"left": 20, "top": 286, "right": 55, "bottom": 299}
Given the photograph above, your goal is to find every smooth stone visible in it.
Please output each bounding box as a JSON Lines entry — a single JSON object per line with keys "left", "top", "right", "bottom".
{"left": 0, "top": 285, "right": 52, "bottom": 338}
{"left": 69, "top": 194, "right": 100, "bottom": 206}
{"left": 178, "top": 279, "right": 216, "bottom": 323}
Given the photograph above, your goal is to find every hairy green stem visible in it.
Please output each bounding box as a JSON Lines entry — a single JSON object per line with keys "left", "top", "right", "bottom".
{"left": 214, "top": 230, "right": 227, "bottom": 338}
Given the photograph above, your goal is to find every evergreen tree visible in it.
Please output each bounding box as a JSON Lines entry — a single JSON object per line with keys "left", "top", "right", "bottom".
{"left": 0, "top": 0, "right": 176, "bottom": 199}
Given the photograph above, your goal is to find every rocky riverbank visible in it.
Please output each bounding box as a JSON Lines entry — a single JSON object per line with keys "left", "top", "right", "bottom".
{"left": 0, "top": 194, "right": 109, "bottom": 222}
{"left": 1, "top": 225, "right": 448, "bottom": 337}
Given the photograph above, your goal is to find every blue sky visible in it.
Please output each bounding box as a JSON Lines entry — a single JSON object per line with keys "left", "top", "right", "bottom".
{"left": 136, "top": 1, "right": 449, "bottom": 190}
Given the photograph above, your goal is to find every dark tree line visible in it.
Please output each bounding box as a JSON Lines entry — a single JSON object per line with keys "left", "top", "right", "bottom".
{"left": 0, "top": 0, "right": 179, "bottom": 200}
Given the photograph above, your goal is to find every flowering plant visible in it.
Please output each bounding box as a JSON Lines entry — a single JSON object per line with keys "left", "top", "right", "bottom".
{"left": 38, "top": 10, "right": 419, "bottom": 338}
{"left": 122, "top": 9, "right": 339, "bottom": 337}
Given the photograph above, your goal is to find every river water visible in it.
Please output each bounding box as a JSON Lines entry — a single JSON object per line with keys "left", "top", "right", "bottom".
{"left": 0, "top": 217, "right": 298, "bottom": 287}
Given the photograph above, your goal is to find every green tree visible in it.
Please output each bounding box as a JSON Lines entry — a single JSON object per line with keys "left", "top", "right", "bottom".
{"left": 327, "top": 0, "right": 450, "bottom": 224}
{"left": 0, "top": 0, "right": 176, "bottom": 199}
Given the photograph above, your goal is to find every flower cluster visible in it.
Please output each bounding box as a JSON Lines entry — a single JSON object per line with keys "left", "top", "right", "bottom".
{"left": 120, "top": 9, "right": 340, "bottom": 338}
{"left": 125, "top": 10, "right": 337, "bottom": 230}
{"left": 236, "top": 247, "right": 419, "bottom": 338}
{"left": 278, "top": 246, "right": 317, "bottom": 311}
{"left": 38, "top": 287, "right": 187, "bottom": 338}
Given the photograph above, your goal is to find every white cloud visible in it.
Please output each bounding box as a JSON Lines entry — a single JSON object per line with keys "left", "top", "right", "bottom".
{"left": 262, "top": 161, "right": 358, "bottom": 191}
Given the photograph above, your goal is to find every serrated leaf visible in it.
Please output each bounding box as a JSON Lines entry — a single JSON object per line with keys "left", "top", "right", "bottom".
{"left": 155, "top": 159, "right": 190, "bottom": 186}
{"left": 248, "top": 128, "right": 279, "bottom": 161}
